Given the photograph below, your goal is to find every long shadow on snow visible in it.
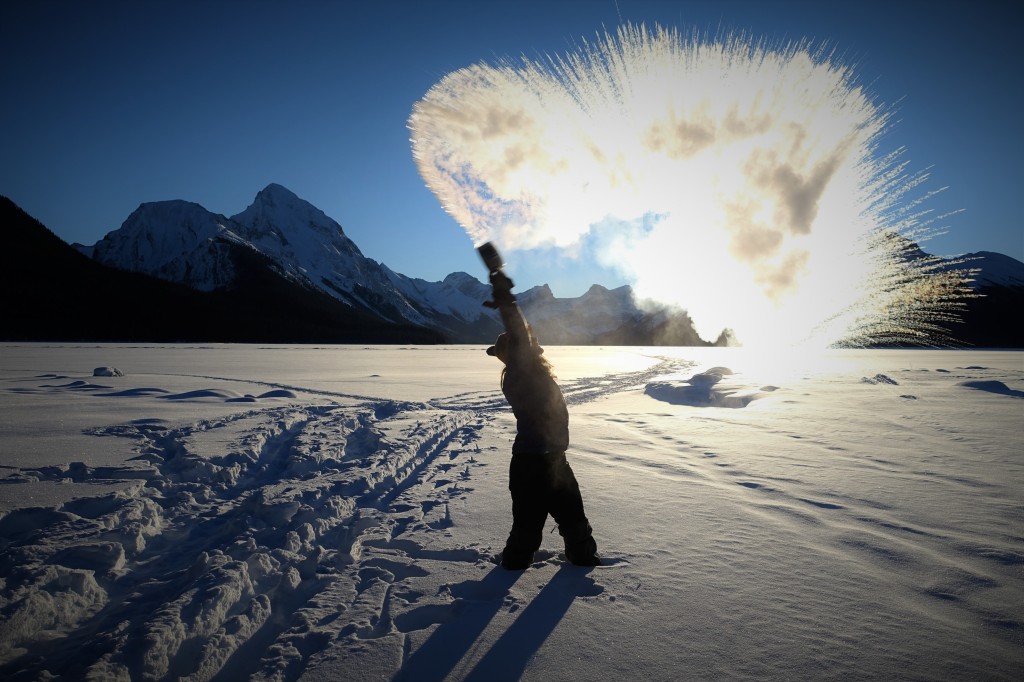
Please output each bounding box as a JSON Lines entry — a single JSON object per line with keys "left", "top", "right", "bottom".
{"left": 394, "top": 567, "right": 522, "bottom": 681}
{"left": 464, "top": 565, "right": 601, "bottom": 681}
{"left": 395, "top": 564, "right": 599, "bottom": 682}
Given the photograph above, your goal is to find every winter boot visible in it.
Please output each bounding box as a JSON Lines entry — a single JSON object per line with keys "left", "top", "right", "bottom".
{"left": 501, "top": 522, "right": 542, "bottom": 570}
{"left": 560, "top": 520, "right": 601, "bottom": 566}
{"left": 499, "top": 547, "right": 535, "bottom": 570}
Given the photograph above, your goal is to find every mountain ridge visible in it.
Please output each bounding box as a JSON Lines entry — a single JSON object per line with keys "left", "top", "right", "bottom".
{"left": 6, "top": 185, "right": 1022, "bottom": 346}
{"left": 0, "top": 195, "right": 442, "bottom": 343}
{"left": 78, "top": 183, "right": 721, "bottom": 345}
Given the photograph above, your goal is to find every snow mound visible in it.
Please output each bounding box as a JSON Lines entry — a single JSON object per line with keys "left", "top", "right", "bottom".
{"left": 861, "top": 373, "right": 898, "bottom": 385}
{"left": 645, "top": 367, "right": 765, "bottom": 408}
{"left": 957, "top": 379, "right": 1024, "bottom": 398}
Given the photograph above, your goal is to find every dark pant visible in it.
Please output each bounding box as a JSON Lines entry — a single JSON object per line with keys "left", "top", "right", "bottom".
{"left": 502, "top": 451, "right": 598, "bottom": 568}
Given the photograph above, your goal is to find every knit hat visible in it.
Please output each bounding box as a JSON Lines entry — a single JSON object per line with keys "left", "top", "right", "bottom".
{"left": 485, "top": 332, "right": 508, "bottom": 357}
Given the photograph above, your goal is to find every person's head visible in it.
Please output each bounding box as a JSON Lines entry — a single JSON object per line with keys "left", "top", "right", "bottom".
{"left": 485, "top": 328, "right": 545, "bottom": 366}
{"left": 487, "top": 329, "right": 556, "bottom": 381}
{"left": 485, "top": 332, "right": 510, "bottom": 364}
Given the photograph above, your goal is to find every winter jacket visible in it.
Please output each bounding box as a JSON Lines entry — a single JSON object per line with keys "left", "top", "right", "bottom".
{"left": 497, "top": 300, "right": 569, "bottom": 455}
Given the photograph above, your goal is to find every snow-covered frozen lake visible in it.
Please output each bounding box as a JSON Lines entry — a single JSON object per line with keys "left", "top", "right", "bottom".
{"left": 1, "top": 343, "right": 1021, "bottom": 681}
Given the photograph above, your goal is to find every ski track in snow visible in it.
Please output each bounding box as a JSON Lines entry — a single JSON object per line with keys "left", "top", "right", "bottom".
{"left": 0, "top": 356, "right": 691, "bottom": 681}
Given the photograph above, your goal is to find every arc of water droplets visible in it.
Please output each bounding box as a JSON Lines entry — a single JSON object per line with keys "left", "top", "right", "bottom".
{"left": 410, "top": 23, "right": 973, "bottom": 347}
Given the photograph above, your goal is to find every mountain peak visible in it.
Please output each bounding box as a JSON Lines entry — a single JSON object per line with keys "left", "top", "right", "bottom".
{"left": 129, "top": 198, "right": 212, "bottom": 219}
{"left": 254, "top": 183, "right": 300, "bottom": 204}
{"left": 90, "top": 198, "right": 239, "bottom": 291}
{"left": 233, "top": 184, "right": 349, "bottom": 242}
{"left": 518, "top": 283, "right": 555, "bottom": 304}
{"left": 245, "top": 183, "right": 308, "bottom": 217}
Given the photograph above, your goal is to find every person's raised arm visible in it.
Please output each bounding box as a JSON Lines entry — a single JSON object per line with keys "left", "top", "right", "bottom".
{"left": 488, "top": 270, "right": 530, "bottom": 346}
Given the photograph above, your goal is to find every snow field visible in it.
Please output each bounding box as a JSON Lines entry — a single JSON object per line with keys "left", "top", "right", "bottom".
{"left": 0, "top": 345, "right": 1021, "bottom": 681}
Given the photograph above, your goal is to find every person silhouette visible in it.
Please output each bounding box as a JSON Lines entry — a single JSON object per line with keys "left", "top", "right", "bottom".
{"left": 485, "top": 269, "right": 600, "bottom": 569}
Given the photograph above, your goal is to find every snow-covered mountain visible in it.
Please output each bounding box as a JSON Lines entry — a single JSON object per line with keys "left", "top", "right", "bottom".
{"left": 3, "top": 195, "right": 442, "bottom": 343}
{"left": 91, "top": 200, "right": 247, "bottom": 291}
{"left": 229, "top": 184, "right": 439, "bottom": 327}
{"left": 85, "top": 185, "right": 492, "bottom": 340}
{"left": 961, "top": 251, "right": 1024, "bottom": 289}
{"left": 76, "top": 182, "right": 1021, "bottom": 346}
{"left": 83, "top": 183, "right": 713, "bottom": 344}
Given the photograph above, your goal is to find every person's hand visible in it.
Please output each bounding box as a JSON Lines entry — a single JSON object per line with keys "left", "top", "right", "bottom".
{"left": 490, "top": 271, "right": 514, "bottom": 295}
{"left": 484, "top": 271, "right": 516, "bottom": 308}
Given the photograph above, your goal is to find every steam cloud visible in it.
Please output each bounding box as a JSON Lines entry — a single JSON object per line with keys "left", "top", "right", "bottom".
{"left": 410, "top": 24, "right": 971, "bottom": 347}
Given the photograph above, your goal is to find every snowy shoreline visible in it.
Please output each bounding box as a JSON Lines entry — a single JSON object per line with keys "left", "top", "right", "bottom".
{"left": 1, "top": 344, "right": 1021, "bottom": 680}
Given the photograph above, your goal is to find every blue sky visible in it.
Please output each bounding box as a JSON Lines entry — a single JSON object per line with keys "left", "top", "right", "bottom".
{"left": 2, "top": 0, "right": 1020, "bottom": 296}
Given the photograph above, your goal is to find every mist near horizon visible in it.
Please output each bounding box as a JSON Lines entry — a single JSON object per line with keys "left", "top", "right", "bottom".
{"left": 410, "top": 24, "right": 972, "bottom": 347}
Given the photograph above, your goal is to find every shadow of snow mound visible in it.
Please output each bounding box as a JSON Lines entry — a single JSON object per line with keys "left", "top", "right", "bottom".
{"left": 957, "top": 380, "right": 1024, "bottom": 398}
{"left": 41, "top": 380, "right": 111, "bottom": 391}
{"left": 644, "top": 367, "right": 768, "bottom": 408}
{"left": 163, "top": 388, "right": 298, "bottom": 402}
{"left": 163, "top": 388, "right": 245, "bottom": 401}
{"left": 99, "top": 387, "right": 171, "bottom": 397}
{"left": 257, "top": 389, "right": 298, "bottom": 399}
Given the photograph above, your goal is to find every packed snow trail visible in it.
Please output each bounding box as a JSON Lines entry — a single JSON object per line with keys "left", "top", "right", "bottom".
{"left": 0, "top": 353, "right": 692, "bottom": 680}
